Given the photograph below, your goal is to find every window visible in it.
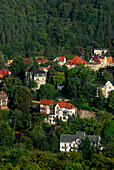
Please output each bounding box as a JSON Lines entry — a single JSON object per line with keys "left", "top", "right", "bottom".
{"left": 109, "top": 86, "right": 111, "bottom": 89}
{"left": 63, "top": 116, "right": 66, "bottom": 119}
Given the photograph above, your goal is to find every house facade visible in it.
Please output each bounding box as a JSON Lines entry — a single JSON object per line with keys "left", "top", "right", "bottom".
{"left": 0, "top": 91, "right": 8, "bottom": 109}
{"left": 40, "top": 99, "right": 77, "bottom": 124}
{"left": 30, "top": 69, "right": 47, "bottom": 89}
{"left": 53, "top": 56, "right": 66, "bottom": 66}
{"left": 60, "top": 131, "right": 101, "bottom": 152}
{"left": 101, "top": 81, "right": 114, "bottom": 98}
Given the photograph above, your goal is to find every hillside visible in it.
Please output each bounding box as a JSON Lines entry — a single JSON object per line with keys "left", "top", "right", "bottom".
{"left": 0, "top": 0, "right": 113, "bottom": 59}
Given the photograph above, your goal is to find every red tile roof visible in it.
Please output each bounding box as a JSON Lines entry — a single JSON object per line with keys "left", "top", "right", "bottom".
{"left": 0, "top": 70, "right": 10, "bottom": 78}
{"left": 92, "top": 55, "right": 101, "bottom": 63}
{"left": 24, "top": 58, "right": 29, "bottom": 62}
{"left": 66, "top": 55, "right": 87, "bottom": 65}
{"left": 40, "top": 99, "right": 54, "bottom": 105}
{"left": 57, "top": 101, "right": 76, "bottom": 109}
{"left": 107, "top": 56, "right": 114, "bottom": 64}
{"left": 37, "top": 59, "right": 48, "bottom": 65}
{"left": 40, "top": 99, "right": 77, "bottom": 110}
{"left": 40, "top": 67, "right": 48, "bottom": 71}
{"left": 100, "top": 55, "right": 104, "bottom": 59}
{"left": 57, "top": 56, "right": 65, "bottom": 62}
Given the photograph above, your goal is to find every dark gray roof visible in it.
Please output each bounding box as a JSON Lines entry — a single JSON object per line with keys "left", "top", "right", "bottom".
{"left": 60, "top": 131, "right": 100, "bottom": 144}
{"left": 100, "top": 80, "right": 114, "bottom": 86}
{"left": 110, "top": 80, "right": 114, "bottom": 86}
{"left": 60, "top": 131, "right": 86, "bottom": 143}
{"left": 60, "top": 134, "right": 77, "bottom": 143}
{"left": 87, "top": 135, "right": 100, "bottom": 144}
{"left": 30, "top": 69, "right": 46, "bottom": 74}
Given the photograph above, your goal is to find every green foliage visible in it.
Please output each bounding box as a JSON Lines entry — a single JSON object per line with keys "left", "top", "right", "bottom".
{"left": 4, "top": 77, "right": 23, "bottom": 108}
{"left": 82, "top": 136, "right": 91, "bottom": 160}
{"left": 38, "top": 83, "right": 57, "bottom": 100}
{"left": 9, "top": 57, "right": 28, "bottom": 82}
{"left": 53, "top": 72, "right": 65, "bottom": 86}
{"left": 107, "top": 91, "right": 114, "bottom": 113}
{"left": 0, "top": 52, "right": 6, "bottom": 69}
{"left": 0, "top": 120, "right": 15, "bottom": 147}
{"left": 103, "top": 71, "right": 113, "bottom": 81}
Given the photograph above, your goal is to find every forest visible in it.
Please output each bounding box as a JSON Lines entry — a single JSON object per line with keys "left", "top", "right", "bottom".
{"left": 0, "top": 0, "right": 113, "bottom": 59}
{"left": 0, "top": 0, "right": 114, "bottom": 169}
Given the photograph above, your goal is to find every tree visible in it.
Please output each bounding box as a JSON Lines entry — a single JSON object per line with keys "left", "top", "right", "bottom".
{"left": 0, "top": 120, "right": 15, "bottom": 147}
{"left": 103, "top": 71, "right": 113, "bottom": 81}
{"left": 47, "top": 132, "right": 58, "bottom": 152}
{"left": 17, "top": 86, "right": 33, "bottom": 125}
{"left": 82, "top": 136, "right": 91, "bottom": 160}
{"left": 11, "top": 109, "right": 23, "bottom": 130}
{"left": 28, "top": 80, "right": 37, "bottom": 90}
{"left": 107, "top": 91, "right": 114, "bottom": 113}
{"left": 38, "top": 83, "right": 56, "bottom": 100}
{"left": 0, "top": 51, "right": 6, "bottom": 69}
{"left": 9, "top": 56, "right": 28, "bottom": 82}
{"left": 4, "top": 77, "right": 23, "bottom": 108}
{"left": 53, "top": 72, "right": 65, "bottom": 86}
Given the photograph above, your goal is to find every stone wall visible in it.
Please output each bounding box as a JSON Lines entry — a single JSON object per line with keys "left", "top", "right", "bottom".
{"left": 79, "top": 110, "right": 96, "bottom": 118}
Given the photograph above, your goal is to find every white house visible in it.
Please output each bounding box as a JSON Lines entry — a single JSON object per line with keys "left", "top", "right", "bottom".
{"left": 29, "top": 69, "right": 47, "bottom": 89}
{"left": 40, "top": 99, "right": 77, "bottom": 124}
{"left": 60, "top": 131, "right": 101, "bottom": 152}
{"left": 53, "top": 56, "right": 66, "bottom": 66}
{"left": 101, "top": 81, "right": 114, "bottom": 98}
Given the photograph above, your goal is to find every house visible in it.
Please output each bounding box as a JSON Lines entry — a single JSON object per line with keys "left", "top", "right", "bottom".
{"left": 53, "top": 56, "right": 66, "bottom": 66}
{"left": 57, "top": 83, "right": 64, "bottom": 90}
{"left": 7, "top": 59, "right": 13, "bottom": 67}
{"left": 107, "top": 56, "right": 114, "bottom": 65}
{"left": 93, "top": 48, "right": 109, "bottom": 55}
{"left": 0, "top": 91, "right": 8, "bottom": 109}
{"left": 24, "top": 58, "right": 29, "bottom": 63}
{"left": 65, "top": 55, "right": 87, "bottom": 69}
{"left": 60, "top": 131, "right": 101, "bottom": 152}
{"left": 29, "top": 69, "right": 47, "bottom": 89}
{"left": 100, "top": 80, "right": 114, "bottom": 98}
{"left": 0, "top": 69, "right": 11, "bottom": 79}
{"left": 37, "top": 59, "right": 48, "bottom": 65}
{"left": 40, "top": 99, "right": 77, "bottom": 124}
{"left": 85, "top": 55, "right": 113, "bottom": 71}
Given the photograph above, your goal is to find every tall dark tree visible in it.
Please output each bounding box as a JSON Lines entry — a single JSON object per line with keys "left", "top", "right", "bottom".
{"left": 9, "top": 56, "right": 28, "bottom": 82}
{"left": 83, "top": 136, "right": 92, "bottom": 160}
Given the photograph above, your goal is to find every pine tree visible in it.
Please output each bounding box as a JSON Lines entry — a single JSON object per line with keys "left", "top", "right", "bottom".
{"left": 83, "top": 136, "right": 92, "bottom": 160}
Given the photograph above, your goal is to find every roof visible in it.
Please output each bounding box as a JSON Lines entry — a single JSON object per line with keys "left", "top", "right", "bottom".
{"left": 24, "top": 58, "right": 29, "bottom": 62}
{"left": 92, "top": 55, "right": 101, "bottom": 63}
{"left": 60, "top": 131, "right": 100, "bottom": 144}
{"left": 37, "top": 59, "right": 48, "bottom": 64}
{"left": 101, "top": 80, "right": 114, "bottom": 86}
{"left": 60, "top": 131, "right": 86, "bottom": 143}
{"left": 66, "top": 55, "right": 87, "bottom": 66}
{"left": 0, "top": 69, "right": 10, "bottom": 78}
{"left": 87, "top": 135, "right": 100, "bottom": 144}
{"left": 107, "top": 56, "right": 114, "bottom": 64}
{"left": 57, "top": 101, "right": 76, "bottom": 109}
{"left": 30, "top": 69, "right": 46, "bottom": 75}
{"left": 40, "top": 99, "right": 54, "bottom": 105}
{"left": 57, "top": 56, "right": 65, "bottom": 62}
{"left": 100, "top": 55, "right": 104, "bottom": 59}
{"left": 40, "top": 99, "right": 77, "bottom": 109}
{"left": 0, "top": 91, "right": 8, "bottom": 100}
{"left": 40, "top": 67, "right": 48, "bottom": 71}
